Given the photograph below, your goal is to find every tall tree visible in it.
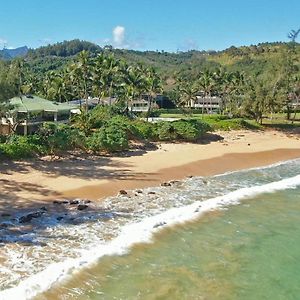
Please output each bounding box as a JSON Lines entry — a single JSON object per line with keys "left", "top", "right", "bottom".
{"left": 144, "top": 67, "right": 162, "bottom": 118}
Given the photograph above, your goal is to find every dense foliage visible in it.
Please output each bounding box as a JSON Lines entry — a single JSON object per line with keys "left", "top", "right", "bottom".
{"left": 0, "top": 105, "right": 213, "bottom": 159}
{"left": 0, "top": 37, "right": 298, "bottom": 122}
{"left": 0, "top": 33, "right": 299, "bottom": 160}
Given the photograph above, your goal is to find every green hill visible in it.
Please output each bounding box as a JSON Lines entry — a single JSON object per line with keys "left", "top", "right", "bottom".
{"left": 22, "top": 40, "right": 299, "bottom": 83}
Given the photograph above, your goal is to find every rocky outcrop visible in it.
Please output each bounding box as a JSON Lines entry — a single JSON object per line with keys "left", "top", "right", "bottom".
{"left": 19, "top": 211, "right": 45, "bottom": 223}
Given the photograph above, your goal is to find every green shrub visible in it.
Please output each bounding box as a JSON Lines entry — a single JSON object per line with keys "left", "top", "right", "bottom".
{"left": 155, "top": 122, "right": 177, "bottom": 141}
{"left": 86, "top": 125, "right": 129, "bottom": 153}
{"left": 103, "top": 115, "right": 142, "bottom": 140}
{"left": 153, "top": 120, "right": 211, "bottom": 142}
{"left": 89, "top": 105, "right": 125, "bottom": 128}
{"left": 38, "top": 123, "right": 85, "bottom": 154}
{"left": 132, "top": 120, "right": 157, "bottom": 140}
{"left": 0, "top": 135, "right": 41, "bottom": 159}
{"left": 0, "top": 135, "right": 7, "bottom": 143}
{"left": 172, "top": 119, "right": 208, "bottom": 141}
{"left": 204, "top": 118, "right": 257, "bottom": 131}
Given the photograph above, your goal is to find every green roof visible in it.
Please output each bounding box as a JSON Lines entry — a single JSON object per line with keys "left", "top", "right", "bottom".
{"left": 9, "top": 95, "right": 77, "bottom": 114}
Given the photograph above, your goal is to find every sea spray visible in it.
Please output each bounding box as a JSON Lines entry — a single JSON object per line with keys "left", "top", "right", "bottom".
{"left": 1, "top": 171, "right": 300, "bottom": 300}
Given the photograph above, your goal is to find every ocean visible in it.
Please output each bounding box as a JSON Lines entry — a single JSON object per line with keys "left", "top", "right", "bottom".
{"left": 0, "top": 159, "right": 300, "bottom": 299}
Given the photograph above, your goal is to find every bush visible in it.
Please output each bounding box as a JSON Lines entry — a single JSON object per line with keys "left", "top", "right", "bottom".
{"left": 155, "top": 122, "right": 177, "bottom": 141}
{"left": 38, "top": 123, "right": 85, "bottom": 154}
{"left": 154, "top": 119, "right": 211, "bottom": 142}
{"left": 89, "top": 105, "right": 125, "bottom": 128}
{"left": 86, "top": 124, "right": 129, "bottom": 153}
{"left": 172, "top": 120, "right": 196, "bottom": 141}
{"left": 0, "top": 135, "right": 41, "bottom": 159}
{"left": 132, "top": 120, "right": 157, "bottom": 140}
{"left": 204, "top": 118, "right": 257, "bottom": 131}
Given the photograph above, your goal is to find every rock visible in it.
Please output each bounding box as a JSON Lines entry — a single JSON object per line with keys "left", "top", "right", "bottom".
{"left": 119, "top": 190, "right": 128, "bottom": 195}
{"left": 117, "top": 207, "right": 134, "bottom": 213}
{"left": 153, "top": 221, "right": 167, "bottom": 228}
{"left": 83, "top": 200, "right": 92, "bottom": 204}
{"left": 202, "top": 180, "right": 208, "bottom": 185}
{"left": 161, "top": 182, "right": 171, "bottom": 187}
{"left": 1, "top": 213, "right": 11, "bottom": 217}
{"left": 69, "top": 199, "right": 80, "bottom": 205}
{"left": 53, "top": 200, "right": 69, "bottom": 205}
{"left": 40, "top": 207, "right": 47, "bottom": 211}
{"left": 77, "top": 204, "right": 88, "bottom": 211}
{"left": 187, "top": 175, "right": 193, "bottom": 178}
{"left": 56, "top": 216, "right": 64, "bottom": 221}
{"left": 19, "top": 211, "right": 45, "bottom": 223}
{"left": 136, "top": 190, "right": 143, "bottom": 194}
{"left": 247, "top": 143, "right": 251, "bottom": 146}
{"left": 169, "top": 180, "right": 179, "bottom": 184}
{"left": 194, "top": 205, "right": 202, "bottom": 213}
{"left": 0, "top": 223, "right": 9, "bottom": 228}
{"left": 148, "top": 191, "right": 156, "bottom": 195}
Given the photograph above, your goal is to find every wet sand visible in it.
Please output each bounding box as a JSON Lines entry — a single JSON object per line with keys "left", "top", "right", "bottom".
{"left": 0, "top": 130, "right": 299, "bottom": 211}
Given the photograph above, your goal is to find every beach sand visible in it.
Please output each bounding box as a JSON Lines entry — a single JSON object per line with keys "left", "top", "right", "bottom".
{"left": 0, "top": 130, "right": 299, "bottom": 212}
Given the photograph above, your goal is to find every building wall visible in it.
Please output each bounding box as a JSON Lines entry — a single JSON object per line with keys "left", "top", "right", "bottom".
{"left": 0, "top": 124, "right": 11, "bottom": 135}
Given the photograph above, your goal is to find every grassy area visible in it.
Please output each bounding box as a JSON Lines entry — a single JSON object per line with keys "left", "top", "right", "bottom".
{"left": 262, "top": 113, "right": 300, "bottom": 131}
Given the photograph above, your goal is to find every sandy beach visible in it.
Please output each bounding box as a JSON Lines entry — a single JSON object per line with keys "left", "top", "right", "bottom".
{"left": 0, "top": 130, "right": 299, "bottom": 212}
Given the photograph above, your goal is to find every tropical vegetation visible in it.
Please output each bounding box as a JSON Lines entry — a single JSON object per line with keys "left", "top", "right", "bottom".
{"left": 0, "top": 29, "right": 299, "bottom": 159}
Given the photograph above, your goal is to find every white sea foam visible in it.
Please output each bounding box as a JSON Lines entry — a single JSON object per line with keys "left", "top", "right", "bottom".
{"left": 1, "top": 174, "right": 300, "bottom": 300}
{"left": 213, "top": 157, "right": 300, "bottom": 178}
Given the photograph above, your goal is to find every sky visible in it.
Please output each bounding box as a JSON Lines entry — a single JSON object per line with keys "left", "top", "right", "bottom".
{"left": 0, "top": 0, "right": 299, "bottom": 52}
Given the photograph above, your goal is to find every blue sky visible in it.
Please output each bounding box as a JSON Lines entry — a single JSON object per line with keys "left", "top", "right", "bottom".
{"left": 0, "top": 0, "right": 299, "bottom": 52}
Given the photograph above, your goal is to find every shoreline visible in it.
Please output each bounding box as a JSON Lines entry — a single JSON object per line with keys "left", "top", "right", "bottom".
{"left": 63, "top": 148, "right": 300, "bottom": 200}
{"left": 0, "top": 130, "right": 299, "bottom": 212}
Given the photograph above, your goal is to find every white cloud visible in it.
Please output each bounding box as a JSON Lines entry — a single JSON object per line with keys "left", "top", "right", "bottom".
{"left": 98, "top": 26, "right": 146, "bottom": 49}
{"left": 113, "top": 25, "right": 126, "bottom": 47}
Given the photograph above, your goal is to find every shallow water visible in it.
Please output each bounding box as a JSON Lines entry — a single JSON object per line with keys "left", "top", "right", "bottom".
{"left": 40, "top": 188, "right": 300, "bottom": 300}
{"left": 1, "top": 159, "right": 300, "bottom": 299}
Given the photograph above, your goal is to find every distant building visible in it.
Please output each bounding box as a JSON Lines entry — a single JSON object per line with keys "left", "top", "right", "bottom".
{"left": 0, "top": 95, "right": 77, "bottom": 135}
{"left": 191, "top": 96, "right": 222, "bottom": 113}
{"left": 67, "top": 97, "right": 102, "bottom": 108}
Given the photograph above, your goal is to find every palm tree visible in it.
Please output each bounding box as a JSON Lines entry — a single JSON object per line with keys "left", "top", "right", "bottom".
{"left": 144, "top": 67, "right": 162, "bottom": 119}
{"left": 91, "top": 53, "right": 106, "bottom": 102}
{"left": 101, "top": 54, "right": 121, "bottom": 105}
{"left": 198, "top": 70, "right": 216, "bottom": 114}
{"left": 72, "top": 50, "right": 92, "bottom": 111}
{"left": 177, "top": 77, "right": 198, "bottom": 111}
{"left": 121, "top": 65, "right": 146, "bottom": 111}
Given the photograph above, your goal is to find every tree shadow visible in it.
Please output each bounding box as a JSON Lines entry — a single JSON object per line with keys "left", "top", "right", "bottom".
{"left": 0, "top": 149, "right": 162, "bottom": 246}
{"left": 263, "top": 123, "right": 300, "bottom": 134}
{"left": 0, "top": 152, "right": 157, "bottom": 182}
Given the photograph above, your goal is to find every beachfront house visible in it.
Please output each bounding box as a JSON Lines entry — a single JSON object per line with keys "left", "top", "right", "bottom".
{"left": 0, "top": 95, "right": 78, "bottom": 135}
{"left": 191, "top": 95, "right": 223, "bottom": 113}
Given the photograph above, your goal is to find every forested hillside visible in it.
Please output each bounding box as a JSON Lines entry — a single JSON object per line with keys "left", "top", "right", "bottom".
{"left": 19, "top": 39, "right": 300, "bottom": 85}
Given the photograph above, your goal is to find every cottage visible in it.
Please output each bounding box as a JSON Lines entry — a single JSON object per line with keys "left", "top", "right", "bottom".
{"left": 0, "top": 95, "right": 77, "bottom": 135}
